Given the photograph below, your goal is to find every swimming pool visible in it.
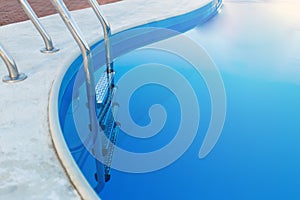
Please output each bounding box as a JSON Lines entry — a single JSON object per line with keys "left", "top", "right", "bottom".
{"left": 54, "top": 0, "right": 300, "bottom": 199}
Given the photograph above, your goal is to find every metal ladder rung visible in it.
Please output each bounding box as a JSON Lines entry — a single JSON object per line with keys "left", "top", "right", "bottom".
{"left": 102, "top": 110, "right": 115, "bottom": 148}
{"left": 95, "top": 71, "right": 114, "bottom": 107}
{"left": 96, "top": 79, "right": 117, "bottom": 125}
{"left": 104, "top": 126, "right": 118, "bottom": 182}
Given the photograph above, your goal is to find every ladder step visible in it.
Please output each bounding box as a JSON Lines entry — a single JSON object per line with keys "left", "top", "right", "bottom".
{"left": 101, "top": 109, "right": 115, "bottom": 151}
{"left": 104, "top": 126, "right": 119, "bottom": 181}
{"left": 97, "top": 86, "right": 117, "bottom": 127}
{"left": 95, "top": 71, "right": 114, "bottom": 107}
{"left": 95, "top": 70, "right": 118, "bottom": 183}
{"left": 101, "top": 104, "right": 114, "bottom": 128}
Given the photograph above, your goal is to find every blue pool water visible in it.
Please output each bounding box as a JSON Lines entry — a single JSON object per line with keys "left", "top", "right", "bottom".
{"left": 58, "top": 1, "right": 300, "bottom": 199}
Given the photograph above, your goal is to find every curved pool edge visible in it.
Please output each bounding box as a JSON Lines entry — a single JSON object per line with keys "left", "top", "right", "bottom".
{"left": 48, "top": 1, "right": 222, "bottom": 199}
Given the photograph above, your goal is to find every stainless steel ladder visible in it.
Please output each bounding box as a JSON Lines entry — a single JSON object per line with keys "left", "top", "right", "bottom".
{"left": 87, "top": 0, "right": 119, "bottom": 182}
{"left": 51, "top": 0, "right": 119, "bottom": 189}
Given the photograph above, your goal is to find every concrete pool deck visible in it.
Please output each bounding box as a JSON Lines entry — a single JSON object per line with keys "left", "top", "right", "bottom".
{"left": 0, "top": 0, "right": 211, "bottom": 199}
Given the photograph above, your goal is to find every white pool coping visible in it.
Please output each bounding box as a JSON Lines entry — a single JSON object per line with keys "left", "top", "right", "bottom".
{"left": 0, "top": 0, "right": 212, "bottom": 199}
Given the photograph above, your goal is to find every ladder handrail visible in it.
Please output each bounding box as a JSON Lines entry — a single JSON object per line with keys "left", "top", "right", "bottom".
{"left": 18, "top": 0, "right": 59, "bottom": 53}
{"left": 51, "top": 0, "right": 105, "bottom": 188}
{"left": 51, "top": 0, "right": 98, "bottom": 135}
{"left": 87, "top": 0, "right": 113, "bottom": 74}
{"left": 0, "top": 43, "right": 27, "bottom": 83}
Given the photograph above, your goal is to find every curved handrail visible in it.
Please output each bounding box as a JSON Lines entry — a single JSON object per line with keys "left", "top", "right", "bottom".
{"left": 51, "top": 0, "right": 105, "bottom": 191}
{"left": 50, "top": 0, "right": 97, "bottom": 143}
{"left": 87, "top": 0, "right": 113, "bottom": 74}
{"left": 18, "top": 0, "right": 59, "bottom": 53}
{"left": 0, "top": 43, "right": 27, "bottom": 83}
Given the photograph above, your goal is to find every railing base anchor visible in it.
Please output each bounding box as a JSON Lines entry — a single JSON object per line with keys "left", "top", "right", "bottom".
{"left": 2, "top": 73, "right": 27, "bottom": 83}
{"left": 40, "top": 47, "right": 60, "bottom": 54}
